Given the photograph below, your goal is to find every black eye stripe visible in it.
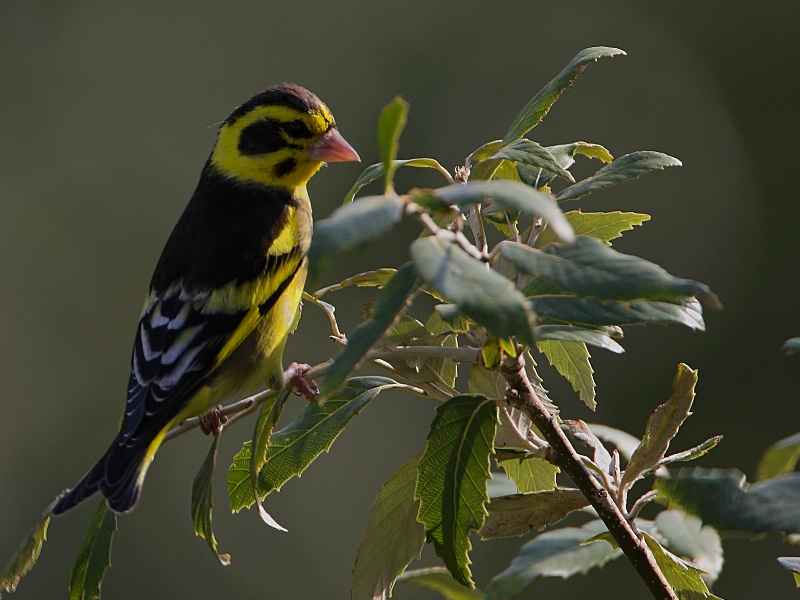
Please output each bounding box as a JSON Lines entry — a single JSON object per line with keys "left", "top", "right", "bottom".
{"left": 238, "top": 118, "right": 315, "bottom": 156}
{"left": 238, "top": 120, "right": 285, "bottom": 156}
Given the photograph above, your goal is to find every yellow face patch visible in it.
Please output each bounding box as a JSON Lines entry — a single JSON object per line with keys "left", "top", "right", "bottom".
{"left": 210, "top": 104, "right": 334, "bottom": 188}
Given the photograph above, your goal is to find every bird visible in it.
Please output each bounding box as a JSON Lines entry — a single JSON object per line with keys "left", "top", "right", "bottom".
{"left": 52, "top": 84, "right": 360, "bottom": 515}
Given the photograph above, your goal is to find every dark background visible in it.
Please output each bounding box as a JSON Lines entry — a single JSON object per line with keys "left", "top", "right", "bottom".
{"left": 2, "top": 1, "right": 798, "bottom": 598}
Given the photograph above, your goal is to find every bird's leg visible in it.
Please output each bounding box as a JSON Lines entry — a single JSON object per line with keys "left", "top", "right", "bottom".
{"left": 284, "top": 362, "right": 319, "bottom": 401}
{"left": 199, "top": 405, "right": 228, "bottom": 436}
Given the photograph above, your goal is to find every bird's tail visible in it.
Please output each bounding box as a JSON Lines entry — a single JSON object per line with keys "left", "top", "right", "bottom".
{"left": 52, "top": 428, "right": 167, "bottom": 515}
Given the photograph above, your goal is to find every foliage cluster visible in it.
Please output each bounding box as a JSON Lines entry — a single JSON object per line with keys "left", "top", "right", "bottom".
{"left": 4, "top": 47, "right": 800, "bottom": 600}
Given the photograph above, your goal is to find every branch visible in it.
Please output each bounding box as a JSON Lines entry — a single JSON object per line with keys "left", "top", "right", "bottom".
{"left": 500, "top": 352, "right": 678, "bottom": 600}
{"left": 163, "top": 345, "right": 482, "bottom": 444}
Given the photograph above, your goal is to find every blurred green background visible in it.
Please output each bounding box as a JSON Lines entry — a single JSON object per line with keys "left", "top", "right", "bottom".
{"left": 2, "top": 1, "right": 798, "bottom": 598}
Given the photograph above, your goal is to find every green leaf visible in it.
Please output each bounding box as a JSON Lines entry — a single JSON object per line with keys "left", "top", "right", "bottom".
{"left": 783, "top": 338, "right": 800, "bottom": 355}
{"left": 420, "top": 181, "right": 574, "bottom": 243}
{"left": 778, "top": 557, "right": 800, "bottom": 587}
{"left": 535, "top": 324, "right": 624, "bottom": 353}
{"left": 485, "top": 519, "right": 621, "bottom": 600}
{"left": 643, "top": 532, "right": 712, "bottom": 598}
{"left": 427, "top": 310, "right": 459, "bottom": 388}
{"left": 757, "top": 431, "right": 800, "bottom": 481}
{"left": 377, "top": 97, "right": 409, "bottom": 191}
{"left": 480, "top": 488, "right": 588, "bottom": 539}
{"left": 312, "top": 268, "right": 396, "bottom": 298}
{"left": 467, "top": 140, "right": 503, "bottom": 165}
{"left": 556, "top": 151, "right": 681, "bottom": 202}
{"left": 656, "top": 468, "right": 800, "bottom": 535}
{"left": 621, "top": 364, "right": 697, "bottom": 490}
{"left": 537, "top": 340, "right": 595, "bottom": 410}
{"left": 351, "top": 456, "right": 426, "bottom": 600}
{"left": 481, "top": 339, "right": 503, "bottom": 370}
{"left": 529, "top": 296, "right": 706, "bottom": 330}
{"left": 397, "top": 567, "right": 485, "bottom": 600}
{"left": 517, "top": 142, "right": 613, "bottom": 190}
{"left": 307, "top": 195, "right": 404, "bottom": 287}
{"left": 321, "top": 263, "right": 419, "bottom": 396}
{"left": 410, "top": 237, "right": 536, "bottom": 347}
{"left": 468, "top": 364, "right": 505, "bottom": 399}
{"left": 655, "top": 510, "right": 723, "bottom": 585}
{"left": 482, "top": 139, "right": 574, "bottom": 182}
{"left": 501, "top": 236, "right": 722, "bottom": 309}
{"left": 343, "top": 159, "right": 451, "bottom": 204}
{"left": 229, "top": 377, "right": 400, "bottom": 512}
{"left": 535, "top": 210, "right": 650, "bottom": 249}
{"left": 250, "top": 390, "right": 291, "bottom": 531}
{"left": 69, "top": 502, "right": 117, "bottom": 600}
{"left": 499, "top": 456, "right": 558, "bottom": 494}
{"left": 501, "top": 46, "right": 626, "bottom": 146}
{"left": 416, "top": 394, "right": 499, "bottom": 588}
{"left": 192, "top": 436, "right": 230, "bottom": 565}
{"left": 1, "top": 510, "right": 50, "bottom": 595}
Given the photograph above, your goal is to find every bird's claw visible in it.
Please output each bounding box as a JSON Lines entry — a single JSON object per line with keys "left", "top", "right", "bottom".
{"left": 286, "top": 362, "right": 319, "bottom": 401}
{"left": 200, "top": 405, "right": 227, "bottom": 436}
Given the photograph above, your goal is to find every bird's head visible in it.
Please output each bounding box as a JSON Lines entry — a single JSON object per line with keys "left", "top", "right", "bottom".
{"left": 210, "top": 83, "right": 360, "bottom": 190}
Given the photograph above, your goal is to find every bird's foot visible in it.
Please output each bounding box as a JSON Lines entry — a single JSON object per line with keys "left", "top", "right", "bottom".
{"left": 199, "top": 405, "right": 228, "bottom": 436}
{"left": 285, "top": 362, "right": 319, "bottom": 401}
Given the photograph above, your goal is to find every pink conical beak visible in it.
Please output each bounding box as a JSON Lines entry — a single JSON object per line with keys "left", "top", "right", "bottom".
{"left": 309, "top": 128, "right": 360, "bottom": 163}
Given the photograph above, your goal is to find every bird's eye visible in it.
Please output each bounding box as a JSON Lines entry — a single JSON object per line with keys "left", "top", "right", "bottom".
{"left": 283, "top": 120, "right": 312, "bottom": 139}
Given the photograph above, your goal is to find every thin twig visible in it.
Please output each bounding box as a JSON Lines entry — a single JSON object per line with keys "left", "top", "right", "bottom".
{"left": 629, "top": 491, "right": 657, "bottom": 520}
{"left": 416, "top": 211, "right": 485, "bottom": 261}
{"left": 302, "top": 292, "right": 345, "bottom": 340}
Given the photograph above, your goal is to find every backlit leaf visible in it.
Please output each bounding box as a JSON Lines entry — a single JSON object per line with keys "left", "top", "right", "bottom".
{"left": 501, "top": 236, "right": 721, "bottom": 309}
{"left": 307, "top": 195, "right": 404, "bottom": 287}
{"left": 643, "top": 532, "right": 711, "bottom": 597}
{"left": 621, "top": 364, "right": 697, "bottom": 490}
{"left": 1, "top": 510, "right": 50, "bottom": 595}
{"left": 377, "top": 97, "right": 409, "bottom": 190}
{"left": 556, "top": 151, "right": 681, "bottom": 202}
{"left": 757, "top": 431, "right": 800, "bottom": 481}
{"left": 480, "top": 488, "right": 588, "bottom": 539}
{"left": 537, "top": 340, "right": 595, "bottom": 410}
{"left": 416, "top": 395, "right": 499, "bottom": 587}
{"left": 69, "top": 502, "right": 117, "bottom": 600}
{"left": 535, "top": 210, "right": 650, "bottom": 249}
{"left": 498, "top": 456, "right": 558, "bottom": 494}
{"left": 192, "top": 436, "right": 231, "bottom": 564}
{"left": 501, "top": 47, "right": 626, "bottom": 146}
{"left": 411, "top": 238, "right": 536, "bottom": 347}
{"left": 351, "top": 456, "right": 426, "bottom": 600}
{"left": 468, "top": 364, "right": 505, "bottom": 400}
